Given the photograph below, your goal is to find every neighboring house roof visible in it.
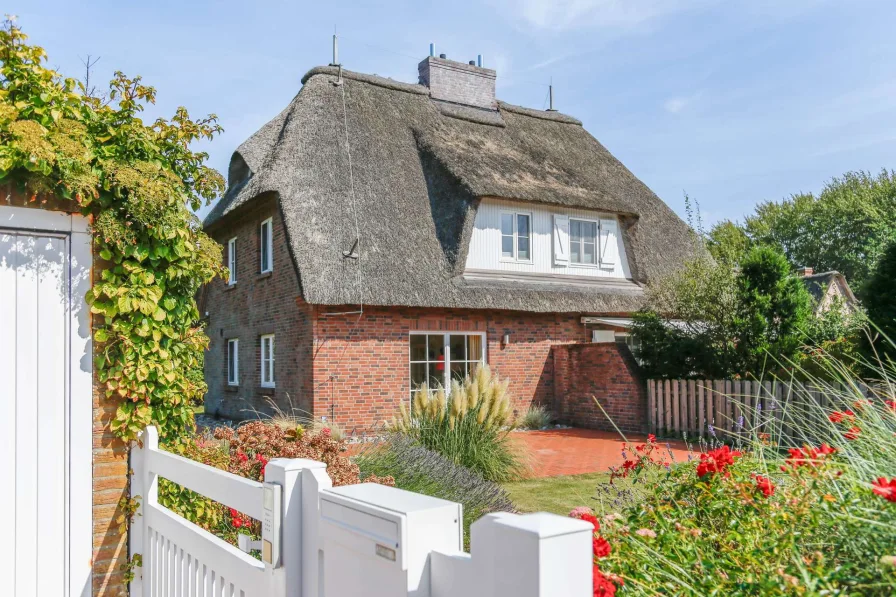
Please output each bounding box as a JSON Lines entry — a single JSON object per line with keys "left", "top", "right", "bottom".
{"left": 203, "top": 66, "right": 696, "bottom": 313}
{"left": 800, "top": 271, "right": 859, "bottom": 313}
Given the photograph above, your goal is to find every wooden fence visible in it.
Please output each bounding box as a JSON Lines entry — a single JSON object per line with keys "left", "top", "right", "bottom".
{"left": 646, "top": 379, "right": 874, "bottom": 440}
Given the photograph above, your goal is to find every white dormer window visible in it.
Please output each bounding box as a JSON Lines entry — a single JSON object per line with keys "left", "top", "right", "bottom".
{"left": 500, "top": 211, "right": 532, "bottom": 262}
{"left": 570, "top": 219, "right": 598, "bottom": 265}
{"left": 260, "top": 218, "right": 273, "bottom": 273}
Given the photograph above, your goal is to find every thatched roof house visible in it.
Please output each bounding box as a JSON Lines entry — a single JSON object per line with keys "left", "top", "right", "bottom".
{"left": 201, "top": 55, "right": 695, "bottom": 432}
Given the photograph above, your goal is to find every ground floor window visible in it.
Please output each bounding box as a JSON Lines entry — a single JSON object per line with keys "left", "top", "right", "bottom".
{"left": 227, "top": 338, "right": 239, "bottom": 385}
{"left": 409, "top": 332, "right": 486, "bottom": 398}
{"left": 260, "top": 334, "right": 275, "bottom": 387}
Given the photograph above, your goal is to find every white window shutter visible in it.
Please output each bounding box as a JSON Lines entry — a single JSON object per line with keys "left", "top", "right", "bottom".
{"left": 599, "top": 218, "right": 618, "bottom": 270}
{"left": 553, "top": 214, "right": 569, "bottom": 266}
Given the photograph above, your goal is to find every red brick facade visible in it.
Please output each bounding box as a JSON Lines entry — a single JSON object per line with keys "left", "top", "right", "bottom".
{"left": 203, "top": 209, "right": 647, "bottom": 433}
{"left": 553, "top": 342, "right": 647, "bottom": 432}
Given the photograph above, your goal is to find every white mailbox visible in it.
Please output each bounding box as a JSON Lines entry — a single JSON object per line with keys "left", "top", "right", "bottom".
{"left": 318, "top": 483, "right": 462, "bottom": 597}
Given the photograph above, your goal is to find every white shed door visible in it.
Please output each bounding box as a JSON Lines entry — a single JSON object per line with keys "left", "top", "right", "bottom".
{"left": 0, "top": 230, "right": 70, "bottom": 597}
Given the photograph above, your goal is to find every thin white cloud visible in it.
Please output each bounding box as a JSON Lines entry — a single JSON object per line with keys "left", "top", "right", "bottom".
{"left": 663, "top": 97, "right": 689, "bottom": 113}
{"left": 499, "top": 0, "right": 713, "bottom": 32}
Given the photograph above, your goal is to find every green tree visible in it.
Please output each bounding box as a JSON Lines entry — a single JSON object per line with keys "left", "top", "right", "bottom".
{"left": 734, "top": 246, "right": 813, "bottom": 375}
{"left": 861, "top": 240, "right": 896, "bottom": 367}
{"left": 706, "top": 219, "right": 751, "bottom": 267}
{"left": 733, "top": 170, "right": 896, "bottom": 290}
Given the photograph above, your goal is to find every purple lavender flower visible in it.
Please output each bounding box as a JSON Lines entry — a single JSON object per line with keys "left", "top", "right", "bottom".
{"left": 708, "top": 424, "right": 716, "bottom": 438}
{"left": 737, "top": 415, "right": 745, "bottom": 429}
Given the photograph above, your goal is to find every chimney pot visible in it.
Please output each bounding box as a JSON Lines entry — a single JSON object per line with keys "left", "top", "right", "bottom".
{"left": 439, "top": 53, "right": 447, "bottom": 59}
{"left": 469, "top": 60, "right": 476, "bottom": 65}
{"left": 797, "top": 267, "right": 814, "bottom": 277}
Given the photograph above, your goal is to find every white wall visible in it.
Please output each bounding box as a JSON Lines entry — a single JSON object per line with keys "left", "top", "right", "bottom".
{"left": 464, "top": 198, "right": 632, "bottom": 279}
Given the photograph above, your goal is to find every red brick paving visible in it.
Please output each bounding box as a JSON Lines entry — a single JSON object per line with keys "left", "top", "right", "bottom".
{"left": 514, "top": 428, "right": 693, "bottom": 478}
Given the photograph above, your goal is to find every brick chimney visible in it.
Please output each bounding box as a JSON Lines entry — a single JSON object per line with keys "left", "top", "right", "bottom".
{"left": 796, "top": 266, "right": 814, "bottom": 277}
{"left": 418, "top": 55, "right": 497, "bottom": 110}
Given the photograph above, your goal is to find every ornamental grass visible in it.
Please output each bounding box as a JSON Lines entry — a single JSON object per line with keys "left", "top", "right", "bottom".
{"left": 575, "top": 343, "right": 896, "bottom": 596}
{"left": 389, "top": 364, "right": 529, "bottom": 482}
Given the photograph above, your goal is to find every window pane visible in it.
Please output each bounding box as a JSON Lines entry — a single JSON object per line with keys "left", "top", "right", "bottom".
{"left": 261, "top": 224, "right": 269, "bottom": 270}
{"left": 410, "top": 335, "right": 427, "bottom": 361}
{"left": 467, "top": 335, "right": 483, "bottom": 361}
{"left": 427, "top": 334, "right": 444, "bottom": 362}
{"left": 517, "top": 214, "right": 530, "bottom": 238}
{"left": 583, "top": 240, "right": 595, "bottom": 264}
{"left": 410, "top": 363, "right": 427, "bottom": 388}
{"left": 428, "top": 363, "right": 444, "bottom": 388}
{"left": 571, "top": 237, "right": 580, "bottom": 263}
{"left": 500, "top": 213, "right": 514, "bottom": 236}
{"left": 570, "top": 220, "right": 581, "bottom": 243}
{"left": 449, "top": 335, "right": 466, "bottom": 361}
{"left": 585, "top": 221, "right": 598, "bottom": 241}
{"left": 450, "top": 361, "right": 467, "bottom": 383}
{"left": 518, "top": 236, "right": 530, "bottom": 260}
{"left": 501, "top": 234, "right": 514, "bottom": 257}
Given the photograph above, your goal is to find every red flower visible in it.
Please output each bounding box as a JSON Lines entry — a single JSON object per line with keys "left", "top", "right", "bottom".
{"left": 828, "top": 410, "right": 855, "bottom": 424}
{"left": 321, "top": 427, "right": 332, "bottom": 437}
{"left": 853, "top": 399, "right": 872, "bottom": 410}
{"left": 647, "top": 434, "right": 656, "bottom": 443}
{"left": 844, "top": 426, "right": 861, "bottom": 441}
{"left": 580, "top": 513, "right": 600, "bottom": 531}
{"left": 696, "top": 445, "right": 742, "bottom": 478}
{"left": 752, "top": 474, "right": 775, "bottom": 497}
{"left": 782, "top": 444, "right": 837, "bottom": 470}
{"left": 871, "top": 478, "right": 896, "bottom": 503}
{"left": 593, "top": 536, "right": 611, "bottom": 559}
{"left": 229, "top": 507, "right": 243, "bottom": 528}
{"left": 236, "top": 451, "right": 248, "bottom": 463}
{"left": 885, "top": 399, "right": 896, "bottom": 412}
{"left": 593, "top": 565, "right": 617, "bottom": 597}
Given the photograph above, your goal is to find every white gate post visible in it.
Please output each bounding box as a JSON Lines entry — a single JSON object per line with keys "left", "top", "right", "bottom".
{"left": 264, "top": 458, "right": 331, "bottom": 597}
{"left": 129, "top": 426, "right": 159, "bottom": 597}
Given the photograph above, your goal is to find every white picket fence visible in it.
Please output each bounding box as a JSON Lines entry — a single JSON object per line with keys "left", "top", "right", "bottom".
{"left": 129, "top": 427, "right": 592, "bottom": 597}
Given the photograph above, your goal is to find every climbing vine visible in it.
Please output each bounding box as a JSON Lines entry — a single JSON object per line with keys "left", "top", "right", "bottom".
{"left": 0, "top": 18, "right": 227, "bottom": 439}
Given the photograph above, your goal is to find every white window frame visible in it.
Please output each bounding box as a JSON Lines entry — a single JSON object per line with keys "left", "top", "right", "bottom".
{"left": 227, "top": 237, "right": 237, "bottom": 285}
{"left": 569, "top": 217, "right": 600, "bottom": 267}
{"left": 499, "top": 210, "right": 533, "bottom": 263}
{"left": 408, "top": 331, "right": 487, "bottom": 398}
{"left": 260, "top": 334, "right": 275, "bottom": 387}
{"left": 227, "top": 338, "right": 239, "bottom": 385}
{"left": 260, "top": 217, "right": 273, "bottom": 274}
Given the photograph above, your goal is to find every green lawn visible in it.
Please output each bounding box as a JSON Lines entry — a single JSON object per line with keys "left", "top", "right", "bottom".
{"left": 504, "top": 473, "right": 612, "bottom": 516}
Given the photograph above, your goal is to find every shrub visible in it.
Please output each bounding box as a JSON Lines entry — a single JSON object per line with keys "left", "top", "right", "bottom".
{"left": 158, "top": 421, "right": 393, "bottom": 546}
{"left": 574, "top": 349, "right": 896, "bottom": 596}
{"left": 862, "top": 239, "right": 896, "bottom": 367}
{"left": 518, "top": 404, "right": 552, "bottom": 429}
{"left": 355, "top": 434, "right": 515, "bottom": 544}
{"left": 390, "top": 365, "right": 528, "bottom": 482}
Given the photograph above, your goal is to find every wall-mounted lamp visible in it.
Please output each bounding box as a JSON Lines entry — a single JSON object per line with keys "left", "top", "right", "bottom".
{"left": 502, "top": 333, "right": 510, "bottom": 347}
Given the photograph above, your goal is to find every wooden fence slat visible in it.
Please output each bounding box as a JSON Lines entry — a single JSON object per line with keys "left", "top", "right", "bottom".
{"left": 663, "top": 379, "right": 672, "bottom": 433}
{"left": 647, "top": 380, "right": 656, "bottom": 434}
{"left": 687, "top": 379, "right": 697, "bottom": 435}
{"left": 697, "top": 381, "right": 705, "bottom": 438}
{"left": 724, "top": 379, "right": 733, "bottom": 435}
{"left": 672, "top": 380, "right": 680, "bottom": 434}
{"left": 742, "top": 380, "right": 752, "bottom": 435}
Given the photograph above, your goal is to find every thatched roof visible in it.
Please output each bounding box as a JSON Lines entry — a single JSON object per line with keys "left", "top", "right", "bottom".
{"left": 204, "top": 66, "right": 696, "bottom": 313}
{"left": 800, "top": 271, "right": 858, "bottom": 312}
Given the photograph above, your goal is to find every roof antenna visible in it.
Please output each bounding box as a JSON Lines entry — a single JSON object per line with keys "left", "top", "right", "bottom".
{"left": 342, "top": 238, "right": 359, "bottom": 260}
{"left": 547, "top": 77, "right": 556, "bottom": 112}
{"left": 331, "top": 32, "right": 343, "bottom": 86}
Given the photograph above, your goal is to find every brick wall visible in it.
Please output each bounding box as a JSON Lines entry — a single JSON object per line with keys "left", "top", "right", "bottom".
{"left": 310, "top": 305, "right": 593, "bottom": 432}
{"left": 202, "top": 194, "right": 312, "bottom": 420}
{"left": 553, "top": 342, "right": 647, "bottom": 432}
{"left": 418, "top": 56, "right": 497, "bottom": 110}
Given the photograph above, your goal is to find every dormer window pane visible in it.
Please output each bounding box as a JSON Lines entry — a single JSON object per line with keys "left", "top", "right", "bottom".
{"left": 500, "top": 214, "right": 514, "bottom": 257}
{"left": 570, "top": 218, "right": 598, "bottom": 265}
{"left": 517, "top": 214, "right": 530, "bottom": 260}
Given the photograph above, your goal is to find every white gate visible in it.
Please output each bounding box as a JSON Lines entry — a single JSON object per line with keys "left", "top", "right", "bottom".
{"left": 0, "top": 206, "right": 93, "bottom": 597}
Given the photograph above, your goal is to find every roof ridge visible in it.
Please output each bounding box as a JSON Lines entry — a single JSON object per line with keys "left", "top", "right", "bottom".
{"left": 301, "top": 65, "right": 429, "bottom": 95}
{"left": 498, "top": 101, "right": 582, "bottom": 125}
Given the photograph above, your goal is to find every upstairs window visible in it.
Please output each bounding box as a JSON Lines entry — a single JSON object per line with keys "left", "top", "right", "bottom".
{"left": 260, "top": 218, "right": 273, "bottom": 273}
{"left": 570, "top": 219, "right": 598, "bottom": 265}
{"left": 227, "top": 237, "right": 237, "bottom": 284}
{"left": 260, "top": 334, "right": 275, "bottom": 387}
{"left": 227, "top": 339, "right": 239, "bottom": 385}
{"left": 500, "top": 211, "right": 531, "bottom": 262}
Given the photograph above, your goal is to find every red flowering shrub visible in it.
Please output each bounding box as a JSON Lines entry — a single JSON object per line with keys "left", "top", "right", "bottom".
{"left": 752, "top": 474, "right": 775, "bottom": 498}
{"left": 570, "top": 507, "right": 620, "bottom": 597}
{"left": 696, "top": 445, "right": 741, "bottom": 479}
{"left": 608, "top": 433, "right": 669, "bottom": 482}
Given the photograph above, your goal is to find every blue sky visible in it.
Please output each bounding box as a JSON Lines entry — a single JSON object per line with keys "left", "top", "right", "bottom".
{"left": 11, "top": 0, "right": 896, "bottom": 225}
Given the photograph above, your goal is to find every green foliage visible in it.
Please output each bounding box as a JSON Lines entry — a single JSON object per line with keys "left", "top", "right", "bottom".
{"left": 390, "top": 365, "right": 528, "bottom": 482}
{"left": 862, "top": 240, "right": 896, "bottom": 367}
{"left": 586, "top": 348, "right": 896, "bottom": 596}
{"left": 517, "top": 404, "right": 553, "bottom": 429}
{"left": 633, "top": 247, "right": 816, "bottom": 378}
{"left": 734, "top": 246, "right": 813, "bottom": 373}
{"left": 156, "top": 438, "right": 230, "bottom": 532}
{"left": 0, "top": 20, "right": 227, "bottom": 439}
{"left": 708, "top": 170, "right": 896, "bottom": 291}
